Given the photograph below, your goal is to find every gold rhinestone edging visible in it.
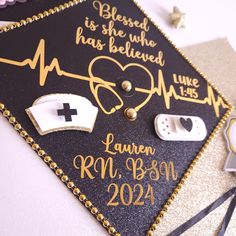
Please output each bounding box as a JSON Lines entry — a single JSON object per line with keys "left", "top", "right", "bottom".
{"left": 131, "top": 0, "right": 234, "bottom": 235}
{"left": 0, "top": 1, "right": 120, "bottom": 235}
{"left": 0, "top": 0, "right": 86, "bottom": 33}
{"left": 131, "top": 0, "right": 232, "bottom": 108}
{"left": 0, "top": 103, "right": 120, "bottom": 236}
{"left": 146, "top": 107, "right": 233, "bottom": 236}
{"left": 0, "top": 1, "right": 234, "bottom": 236}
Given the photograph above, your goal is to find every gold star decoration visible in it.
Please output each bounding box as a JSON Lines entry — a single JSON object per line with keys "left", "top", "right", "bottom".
{"left": 170, "top": 6, "right": 186, "bottom": 29}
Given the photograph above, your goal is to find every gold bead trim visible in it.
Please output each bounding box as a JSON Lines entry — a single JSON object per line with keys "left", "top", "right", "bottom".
{"left": 147, "top": 111, "right": 233, "bottom": 235}
{"left": 0, "top": 103, "right": 119, "bottom": 236}
{"left": 0, "top": 1, "right": 234, "bottom": 235}
{"left": 130, "top": 1, "right": 234, "bottom": 235}
{"left": 132, "top": 0, "right": 232, "bottom": 108}
{"left": 0, "top": 106, "right": 232, "bottom": 236}
{"left": 0, "top": 0, "right": 86, "bottom": 33}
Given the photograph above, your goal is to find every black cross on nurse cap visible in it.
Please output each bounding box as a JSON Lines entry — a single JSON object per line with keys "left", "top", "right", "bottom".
{"left": 57, "top": 103, "right": 78, "bottom": 122}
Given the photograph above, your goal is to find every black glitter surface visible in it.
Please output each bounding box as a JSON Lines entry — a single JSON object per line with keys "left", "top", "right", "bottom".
{"left": 0, "top": 1, "right": 229, "bottom": 235}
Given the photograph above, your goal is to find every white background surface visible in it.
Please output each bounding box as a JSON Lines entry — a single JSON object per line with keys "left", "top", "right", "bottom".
{"left": 136, "top": 0, "right": 236, "bottom": 51}
{"left": 0, "top": 1, "right": 236, "bottom": 236}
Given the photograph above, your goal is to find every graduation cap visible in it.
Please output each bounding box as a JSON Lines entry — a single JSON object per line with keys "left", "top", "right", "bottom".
{"left": 0, "top": 0, "right": 232, "bottom": 235}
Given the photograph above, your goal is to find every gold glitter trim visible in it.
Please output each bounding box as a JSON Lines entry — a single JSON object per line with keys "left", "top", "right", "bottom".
{"left": 0, "top": 1, "right": 234, "bottom": 235}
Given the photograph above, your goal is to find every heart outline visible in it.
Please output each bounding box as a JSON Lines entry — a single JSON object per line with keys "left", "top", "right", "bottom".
{"left": 88, "top": 55, "right": 155, "bottom": 115}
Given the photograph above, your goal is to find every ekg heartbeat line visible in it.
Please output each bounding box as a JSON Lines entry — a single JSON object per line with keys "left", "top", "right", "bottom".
{"left": 0, "top": 39, "right": 228, "bottom": 117}
{"left": 135, "top": 71, "right": 228, "bottom": 117}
